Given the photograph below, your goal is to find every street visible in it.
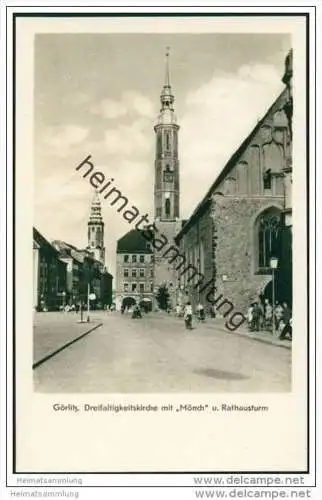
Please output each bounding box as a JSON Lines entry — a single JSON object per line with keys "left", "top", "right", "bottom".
{"left": 33, "top": 312, "right": 291, "bottom": 393}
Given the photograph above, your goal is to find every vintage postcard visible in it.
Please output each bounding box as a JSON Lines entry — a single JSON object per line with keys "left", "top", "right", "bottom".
{"left": 5, "top": 8, "right": 316, "bottom": 484}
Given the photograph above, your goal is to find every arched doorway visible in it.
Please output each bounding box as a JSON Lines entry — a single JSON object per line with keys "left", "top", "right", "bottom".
{"left": 262, "top": 278, "right": 281, "bottom": 307}
{"left": 139, "top": 298, "right": 152, "bottom": 312}
{"left": 122, "top": 296, "right": 136, "bottom": 310}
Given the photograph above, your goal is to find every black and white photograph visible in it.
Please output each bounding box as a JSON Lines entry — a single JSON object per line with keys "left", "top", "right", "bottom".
{"left": 9, "top": 11, "right": 312, "bottom": 476}
{"left": 33, "top": 31, "right": 294, "bottom": 393}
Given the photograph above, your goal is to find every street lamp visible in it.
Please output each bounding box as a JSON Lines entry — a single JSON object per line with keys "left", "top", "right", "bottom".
{"left": 270, "top": 256, "right": 279, "bottom": 336}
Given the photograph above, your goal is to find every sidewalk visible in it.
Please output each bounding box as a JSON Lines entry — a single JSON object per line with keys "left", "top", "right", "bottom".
{"left": 158, "top": 313, "right": 292, "bottom": 350}
{"left": 207, "top": 318, "right": 292, "bottom": 350}
{"left": 33, "top": 311, "right": 104, "bottom": 366}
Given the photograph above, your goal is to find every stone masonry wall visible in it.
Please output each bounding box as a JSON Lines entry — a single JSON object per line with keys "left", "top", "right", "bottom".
{"left": 177, "top": 206, "right": 213, "bottom": 310}
{"left": 212, "top": 194, "right": 284, "bottom": 314}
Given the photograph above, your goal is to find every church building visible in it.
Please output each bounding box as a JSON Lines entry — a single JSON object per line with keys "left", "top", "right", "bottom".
{"left": 174, "top": 50, "right": 293, "bottom": 316}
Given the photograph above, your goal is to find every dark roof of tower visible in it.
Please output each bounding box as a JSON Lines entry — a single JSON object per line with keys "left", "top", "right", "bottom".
{"left": 117, "top": 229, "right": 153, "bottom": 254}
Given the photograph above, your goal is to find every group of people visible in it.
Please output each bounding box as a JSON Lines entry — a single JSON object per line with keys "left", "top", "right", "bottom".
{"left": 247, "top": 299, "right": 292, "bottom": 340}
{"left": 174, "top": 302, "right": 206, "bottom": 330}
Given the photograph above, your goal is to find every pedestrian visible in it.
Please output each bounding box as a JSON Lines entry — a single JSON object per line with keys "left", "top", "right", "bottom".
{"left": 247, "top": 303, "right": 254, "bottom": 330}
{"left": 184, "top": 301, "right": 193, "bottom": 330}
{"left": 279, "top": 302, "right": 292, "bottom": 340}
{"left": 274, "top": 301, "right": 284, "bottom": 331}
{"left": 251, "top": 302, "right": 261, "bottom": 332}
{"left": 264, "top": 298, "right": 273, "bottom": 330}
{"left": 175, "top": 304, "right": 182, "bottom": 317}
{"left": 196, "top": 302, "right": 205, "bottom": 322}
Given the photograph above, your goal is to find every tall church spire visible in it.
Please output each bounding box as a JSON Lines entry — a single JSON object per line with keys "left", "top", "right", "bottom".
{"left": 165, "top": 46, "right": 170, "bottom": 87}
{"left": 159, "top": 47, "right": 176, "bottom": 120}
{"left": 154, "top": 48, "right": 180, "bottom": 221}
{"left": 87, "top": 190, "right": 105, "bottom": 264}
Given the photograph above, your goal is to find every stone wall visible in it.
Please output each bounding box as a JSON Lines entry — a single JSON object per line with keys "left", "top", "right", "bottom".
{"left": 211, "top": 194, "right": 284, "bottom": 314}
{"left": 153, "top": 219, "right": 183, "bottom": 308}
{"left": 176, "top": 205, "right": 213, "bottom": 310}
{"left": 174, "top": 86, "right": 292, "bottom": 316}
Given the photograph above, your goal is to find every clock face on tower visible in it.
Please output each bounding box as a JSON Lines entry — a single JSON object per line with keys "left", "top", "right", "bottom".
{"left": 164, "top": 171, "right": 174, "bottom": 183}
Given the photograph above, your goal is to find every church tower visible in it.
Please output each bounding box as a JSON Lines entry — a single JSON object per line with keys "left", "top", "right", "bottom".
{"left": 87, "top": 191, "right": 105, "bottom": 264}
{"left": 153, "top": 48, "right": 182, "bottom": 303}
{"left": 154, "top": 47, "right": 180, "bottom": 221}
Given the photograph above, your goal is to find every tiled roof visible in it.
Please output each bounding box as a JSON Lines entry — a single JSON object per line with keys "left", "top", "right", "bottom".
{"left": 117, "top": 229, "right": 153, "bottom": 254}
{"left": 33, "top": 228, "right": 59, "bottom": 257}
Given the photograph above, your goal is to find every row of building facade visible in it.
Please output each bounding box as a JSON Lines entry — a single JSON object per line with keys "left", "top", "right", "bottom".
{"left": 115, "top": 48, "right": 293, "bottom": 316}
{"left": 33, "top": 194, "right": 113, "bottom": 311}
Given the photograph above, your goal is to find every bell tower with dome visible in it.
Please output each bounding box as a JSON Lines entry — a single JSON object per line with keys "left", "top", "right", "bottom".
{"left": 86, "top": 190, "right": 105, "bottom": 264}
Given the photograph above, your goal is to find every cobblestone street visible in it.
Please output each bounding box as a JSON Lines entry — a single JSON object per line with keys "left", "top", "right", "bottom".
{"left": 33, "top": 312, "right": 292, "bottom": 393}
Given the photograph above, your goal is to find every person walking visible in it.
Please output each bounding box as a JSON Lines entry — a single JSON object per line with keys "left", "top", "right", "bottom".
{"left": 184, "top": 301, "right": 193, "bottom": 330}
{"left": 175, "top": 304, "right": 182, "bottom": 317}
{"left": 264, "top": 298, "right": 273, "bottom": 330}
{"left": 251, "top": 302, "right": 262, "bottom": 332}
{"left": 247, "top": 303, "right": 254, "bottom": 330}
{"left": 279, "top": 302, "right": 292, "bottom": 340}
{"left": 196, "top": 302, "right": 205, "bottom": 322}
{"left": 274, "top": 302, "right": 284, "bottom": 331}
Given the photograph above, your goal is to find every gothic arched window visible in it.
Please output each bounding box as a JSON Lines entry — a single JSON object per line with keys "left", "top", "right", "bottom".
{"left": 256, "top": 208, "right": 281, "bottom": 270}
{"left": 165, "top": 198, "right": 171, "bottom": 217}
{"left": 157, "top": 134, "right": 162, "bottom": 158}
{"left": 165, "top": 131, "right": 170, "bottom": 150}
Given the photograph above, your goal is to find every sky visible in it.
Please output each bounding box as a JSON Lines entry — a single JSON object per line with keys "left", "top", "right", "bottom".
{"left": 34, "top": 32, "right": 291, "bottom": 278}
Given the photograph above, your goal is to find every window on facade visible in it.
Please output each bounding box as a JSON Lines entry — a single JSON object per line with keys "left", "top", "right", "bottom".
{"left": 139, "top": 255, "right": 145, "bottom": 263}
{"left": 165, "top": 198, "right": 171, "bottom": 217}
{"left": 132, "top": 269, "right": 137, "bottom": 278}
{"left": 156, "top": 207, "right": 162, "bottom": 218}
{"left": 132, "top": 255, "right": 137, "bottom": 263}
{"left": 263, "top": 169, "right": 272, "bottom": 190}
{"left": 257, "top": 209, "right": 281, "bottom": 269}
{"left": 165, "top": 132, "right": 170, "bottom": 150}
{"left": 123, "top": 268, "right": 129, "bottom": 277}
{"left": 123, "top": 283, "right": 129, "bottom": 292}
{"left": 139, "top": 283, "right": 145, "bottom": 292}
{"left": 199, "top": 241, "right": 205, "bottom": 275}
{"left": 132, "top": 283, "right": 137, "bottom": 292}
{"left": 124, "top": 255, "right": 129, "bottom": 263}
{"left": 139, "top": 268, "right": 145, "bottom": 278}
{"left": 150, "top": 268, "right": 154, "bottom": 278}
{"left": 150, "top": 283, "right": 154, "bottom": 292}
{"left": 157, "top": 134, "right": 162, "bottom": 157}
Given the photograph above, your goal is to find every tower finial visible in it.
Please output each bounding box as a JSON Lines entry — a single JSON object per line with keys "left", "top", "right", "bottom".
{"left": 165, "top": 46, "right": 170, "bottom": 87}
